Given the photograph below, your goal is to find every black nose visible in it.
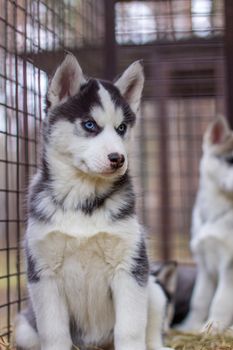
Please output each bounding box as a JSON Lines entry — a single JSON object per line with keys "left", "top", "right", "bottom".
{"left": 108, "top": 153, "right": 125, "bottom": 169}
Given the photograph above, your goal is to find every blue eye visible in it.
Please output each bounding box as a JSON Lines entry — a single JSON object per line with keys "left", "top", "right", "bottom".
{"left": 116, "top": 123, "right": 127, "bottom": 136}
{"left": 83, "top": 120, "right": 97, "bottom": 132}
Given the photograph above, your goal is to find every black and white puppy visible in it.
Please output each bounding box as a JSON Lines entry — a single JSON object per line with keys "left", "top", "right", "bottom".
{"left": 15, "top": 54, "right": 173, "bottom": 350}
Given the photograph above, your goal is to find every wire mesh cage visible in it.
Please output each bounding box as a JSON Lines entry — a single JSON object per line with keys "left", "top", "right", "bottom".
{"left": 0, "top": 0, "right": 105, "bottom": 341}
{"left": 115, "top": 0, "right": 225, "bottom": 261}
{"left": 0, "top": 0, "right": 228, "bottom": 343}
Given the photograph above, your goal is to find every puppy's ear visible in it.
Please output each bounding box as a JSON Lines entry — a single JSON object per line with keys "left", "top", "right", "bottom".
{"left": 154, "top": 261, "right": 178, "bottom": 297}
{"left": 115, "top": 60, "right": 144, "bottom": 114}
{"left": 204, "top": 116, "right": 230, "bottom": 146}
{"left": 47, "top": 53, "right": 86, "bottom": 110}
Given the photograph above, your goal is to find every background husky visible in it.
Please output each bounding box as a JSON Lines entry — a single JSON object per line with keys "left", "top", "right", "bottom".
{"left": 178, "top": 116, "right": 233, "bottom": 333}
{"left": 15, "top": 53, "right": 172, "bottom": 350}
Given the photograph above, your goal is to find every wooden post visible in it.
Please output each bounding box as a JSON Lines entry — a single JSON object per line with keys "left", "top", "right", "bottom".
{"left": 104, "top": 0, "right": 117, "bottom": 80}
{"left": 224, "top": 0, "right": 233, "bottom": 127}
{"left": 154, "top": 56, "right": 171, "bottom": 261}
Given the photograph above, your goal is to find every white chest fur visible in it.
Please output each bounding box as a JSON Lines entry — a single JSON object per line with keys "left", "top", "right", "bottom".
{"left": 30, "top": 231, "right": 134, "bottom": 345}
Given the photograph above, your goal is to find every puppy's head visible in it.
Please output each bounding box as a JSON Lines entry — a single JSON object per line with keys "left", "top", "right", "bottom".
{"left": 44, "top": 53, "right": 144, "bottom": 181}
{"left": 202, "top": 116, "right": 233, "bottom": 192}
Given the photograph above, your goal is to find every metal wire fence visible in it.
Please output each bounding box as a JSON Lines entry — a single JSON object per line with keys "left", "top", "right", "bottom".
{"left": 115, "top": 0, "right": 225, "bottom": 261}
{"left": 0, "top": 0, "right": 227, "bottom": 343}
{"left": 0, "top": 0, "right": 105, "bottom": 341}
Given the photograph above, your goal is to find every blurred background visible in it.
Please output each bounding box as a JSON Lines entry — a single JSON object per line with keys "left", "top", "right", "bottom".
{"left": 0, "top": 0, "right": 231, "bottom": 342}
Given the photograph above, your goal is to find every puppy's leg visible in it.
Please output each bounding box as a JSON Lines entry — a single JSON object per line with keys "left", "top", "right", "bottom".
{"left": 146, "top": 280, "right": 173, "bottom": 350}
{"left": 29, "top": 277, "right": 72, "bottom": 350}
{"left": 178, "top": 263, "right": 215, "bottom": 331}
{"left": 15, "top": 312, "right": 40, "bottom": 350}
{"left": 112, "top": 271, "right": 148, "bottom": 350}
{"left": 203, "top": 264, "right": 233, "bottom": 332}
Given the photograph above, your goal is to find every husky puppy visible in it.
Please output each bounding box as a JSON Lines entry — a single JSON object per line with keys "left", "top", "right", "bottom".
{"left": 15, "top": 54, "right": 172, "bottom": 350}
{"left": 179, "top": 117, "right": 233, "bottom": 333}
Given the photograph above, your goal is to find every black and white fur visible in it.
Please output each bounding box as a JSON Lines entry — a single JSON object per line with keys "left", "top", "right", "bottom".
{"left": 15, "top": 54, "right": 172, "bottom": 350}
{"left": 179, "top": 117, "right": 233, "bottom": 333}
{"left": 151, "top": 262, "right": 178, "bottom": 333}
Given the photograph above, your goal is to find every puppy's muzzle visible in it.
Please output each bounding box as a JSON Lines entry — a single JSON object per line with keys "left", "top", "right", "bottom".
{"left": 108, "top": 153, "right": 125, "bottom": 169}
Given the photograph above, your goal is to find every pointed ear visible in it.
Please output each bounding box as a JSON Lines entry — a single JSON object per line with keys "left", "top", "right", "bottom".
{"left": 47, "top": 53, "right": 85, "bottom": 109}
{"left": 204, "top": 116, "right": 230, "bottom": 146}
{"left": 114, "top": 60, "right": 144, "bottom": 114}
{"left": 155, "top": 261, "right": 178, "bottom": 296}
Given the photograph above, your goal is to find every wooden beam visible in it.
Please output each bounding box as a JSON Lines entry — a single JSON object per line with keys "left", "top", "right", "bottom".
{"left": 224, "top": 0, "right": 233, "bottom": 127}
{"left": 104, "top": 0, "right": 117, "bottom": 80}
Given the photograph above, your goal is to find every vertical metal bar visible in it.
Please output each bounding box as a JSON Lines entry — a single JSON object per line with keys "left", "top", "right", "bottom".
{"left": 138, "top": 102, "right": 147, "bottom": 226}
{"left": 52, "top": 0, "right": 56, "bottom": 50}
{"left": 4, "top": 0, "right": 10, "bottom": 341}
{"left": 32, "top": 1, "right": 37, "bottom": 166}
{"left": 37, "top": 0, "right": 43, "bottom": 132}
{"left": 155, "top": 57, "right": 171, "bottom": 261}
{"left": 61, "top": 0, "right": 65, "bottom": 48}
{"left": 224, "top": 0, "right": 233, "bottom": 128}
{"left": 23, "top": 0, "right": 29, "bottom": 183}
{"left": 13, "top": 0, "right": 21, "bottom": 315}
{"left": 84, "top": 0, "right": 87, "bottom": 45}
{"left": 104, "top": 0, "right": 116, "bottom": 80}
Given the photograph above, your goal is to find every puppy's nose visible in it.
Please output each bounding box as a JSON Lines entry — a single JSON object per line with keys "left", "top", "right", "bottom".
{"left": 108, "top": 153, "right": 125, "bottom": 169}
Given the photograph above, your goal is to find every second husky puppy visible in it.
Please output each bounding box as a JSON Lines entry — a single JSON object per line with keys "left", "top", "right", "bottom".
{"left": 15, "top": 54, "right": 172, "bottom": 350}
{"left": 180, "top": 117, "right": 233, "bottom": 333}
